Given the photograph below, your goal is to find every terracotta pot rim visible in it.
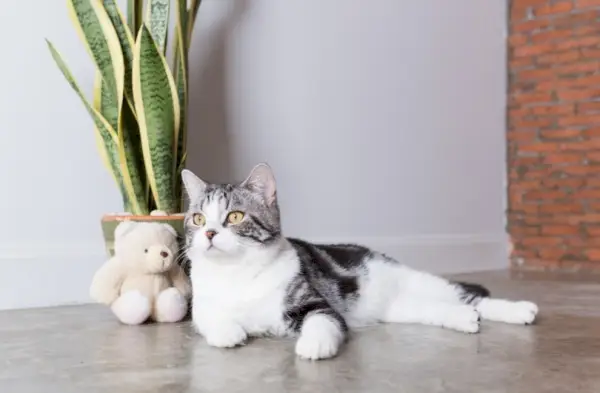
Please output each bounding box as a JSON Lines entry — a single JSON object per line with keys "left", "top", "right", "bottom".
{"left": 101, "top": 213, "right": 185, "bottom": 222}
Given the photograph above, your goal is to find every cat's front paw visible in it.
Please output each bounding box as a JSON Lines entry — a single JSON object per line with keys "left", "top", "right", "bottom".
{"left": 204, "top": 323, "right": 247, "bottom": 348}
{"left": 295, "top": 314, "right": 344, "bottom": 360}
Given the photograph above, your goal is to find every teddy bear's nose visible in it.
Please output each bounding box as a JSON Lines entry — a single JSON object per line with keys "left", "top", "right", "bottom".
{"left": 160, "top": 251, "right": 169, "bottom": 258}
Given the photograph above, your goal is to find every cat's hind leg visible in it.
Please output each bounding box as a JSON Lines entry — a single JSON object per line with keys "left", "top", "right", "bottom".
{"left": 453, "top": 281, "right": 538, "bottom": 325}
{"left": 383, "top": 297, "right": 480, "bottom": 333}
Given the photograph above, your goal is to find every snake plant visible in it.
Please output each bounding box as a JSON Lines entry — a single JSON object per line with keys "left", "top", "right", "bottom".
{"left": 46, "top": 0, "right": 202, "bottom": 214}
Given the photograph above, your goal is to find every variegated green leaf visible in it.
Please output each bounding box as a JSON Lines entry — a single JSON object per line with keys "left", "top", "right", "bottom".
{"left": 46, "top": 41, "right": 126, "bottom": 207}
{"left": 133, "top": 25, "right": 180, "bottom": 213}
{"left": 117, "top": 103, "right": 149, "bottom": 215}
{"left": 173, "top": 0, "right": 188, "bottom": 207}
{"left": 127, "top": 0, "right": 143, "bottom": 34}
{"left": 187, "top": 0, "right": 202, "bottom": 47}
{"left": 67, "top": 0, "right": 124, "bottom": 109}
{"left": 102, "top": 0, "right": 136, "bottom": 112}
{"left": 93, "top": 72, "right": 131, "bottom": 212}
{"left": 147, "top": 0, "right": 170, "bottom": 53}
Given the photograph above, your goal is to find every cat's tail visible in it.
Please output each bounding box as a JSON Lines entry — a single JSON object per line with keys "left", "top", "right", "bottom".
{"left": 452, "top": 281, "right": 491, "bottom": 306}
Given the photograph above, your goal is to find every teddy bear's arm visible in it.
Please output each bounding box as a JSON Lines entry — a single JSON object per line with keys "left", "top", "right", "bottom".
{"left": 89, "top": 256, "right": 125, "bottom": 305}
{"left": 169, "top": 265, "right": 192, "bottom": 298}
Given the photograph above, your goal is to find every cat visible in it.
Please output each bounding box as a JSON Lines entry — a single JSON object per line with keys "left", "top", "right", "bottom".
{"left": 181, "top": 163, "right": 538, "bottom": 360}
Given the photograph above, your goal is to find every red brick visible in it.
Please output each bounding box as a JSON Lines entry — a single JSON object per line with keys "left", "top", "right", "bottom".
{"left": 587, "top": 179, "right": 600, "bottom": 188}
{"left": 584, "top": 249, "right": 600, "bottom": 261}
{"left": 513, "top": 19, "right": 552, "bottom": 33}
{"left": 557, "top": 115, "right": 600, "bottom": 127}
{"left": 582, "top": 128, "right": 600, "bottom": 137}
{"left": 510, "top": 57, "right": 535, "bottom": 69}
{"left": 561, "top": 165, "right": 600, "bottom": 175}
{"left": 512, "top": 91, "right": 554, "bottom": 105}
{"left": 586, "top": 226, "right": 600, "bottom": 236}
{"left": 539, "top": 248, "right": 568, "bottom": 260}
{"left": 542, "top": 225, "right": 580, "bottom": 235}
{"left": 574, "top": 189, "right": 600, "bottom": 198}
{"left": 532, "top": 105, "right": 574, "bottom": 116}
{"left": 524, "top": 190, "right": 567, "bottom": 200}
{"left": 555, "top": 61, "right": 600, "bottom": 76}
{"left": 518, "top": 142, "right": 561, "bottom": 152}
{"left": 575, "top": 0, "right": 600, "bottom": 8}
{"left": 534, "top": 1, "right": 573, "bottom": 15}
{"left": 537, "top": 50, "right": 580, "bottom": 65}
{"left": 557, "top": 89, "right": 600, "bottom": 101}
{"left": 539, "top": 203, "right": 584, "bottom": 214}
{"left": 511, "top": 117, "right": 554, "bottom": 129}
{"left": 542, "top": 178, "right": 585, "bottom": 188}
{"left": 514, "top": 43, "right": 555, "bottom": 57}
{"left": 556, "top": 75, "right": 600, "bottom": 89}
{"left": 561, "top": 139, "right": 600, "bottom": 150}
{"left": 509, "top": 34, "right": 529, "bottom": 47}
{"left": 573, "top": 25, "right": 600, "bottom": 36}
{"left": 518, "top": 68, "right": 555, "bottom": 81}
{"left": 540, "top": 129, "right": 580, "bottom": 139}
{"left": 553, "top": 10, "right": 600, "bottom": 28}
{"left": 531, "top": 29, "right": 572, "bottom": 44}
{"left": 568, "top": 214, "right": 600, "bottom": 224}
{"left": 579, "top": 102, "right": 600, "bottom": 113}
{"left": 581, "top": 48, "right": 600, "bottom": 59}
{"left": 508, "top": 131, "right": 537, "bottom": 141}
{"left": 543, "top": 152, "right": 583, "bottom": 164}
{"left": 586, "top": 152, "right": 600, "bottom": 162}
{"left": 555, "top": 36, "right": 600, "bottom": 51}
{"left": 522, "top": 237, "right": 564, "bottom": 246}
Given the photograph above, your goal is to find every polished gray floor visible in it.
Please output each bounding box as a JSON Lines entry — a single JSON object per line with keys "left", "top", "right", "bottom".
{"left": 1, "top": 270, "right": 599, "bottom": 393}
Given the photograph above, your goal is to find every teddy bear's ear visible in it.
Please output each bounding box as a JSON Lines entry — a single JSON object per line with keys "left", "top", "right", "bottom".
{"left": 114, "top": 220, "right": 138, "bottom": 239}
{"left": 161, "top": 223, "right": 178, "bottom": 238}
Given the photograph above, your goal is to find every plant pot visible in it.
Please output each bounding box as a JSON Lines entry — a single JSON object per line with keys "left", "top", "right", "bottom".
{"left": 101, "top": 213, "right": 186, "bottom": 257}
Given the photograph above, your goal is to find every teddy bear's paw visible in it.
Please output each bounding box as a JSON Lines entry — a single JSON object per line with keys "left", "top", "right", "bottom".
{"left": 155, "top": 288, "right": 188, "bottom": 323}
{"left": 111, "top": 291, "right": 151, "bottom": 325}
{"left": 205, "top": 323, "right": 248, "bottom": 348}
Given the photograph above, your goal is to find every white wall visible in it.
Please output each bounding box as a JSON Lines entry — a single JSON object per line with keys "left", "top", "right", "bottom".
{"left": 0, "top": 0, "right": 508, "bottom": 310}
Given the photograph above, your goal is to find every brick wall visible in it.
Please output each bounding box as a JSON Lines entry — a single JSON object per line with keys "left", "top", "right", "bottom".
{"left": 508, "top": 0, "right": 600, "bottom": 272}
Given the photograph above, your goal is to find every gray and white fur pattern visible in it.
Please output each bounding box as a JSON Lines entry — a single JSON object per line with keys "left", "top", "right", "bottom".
{"left": 182, "top": 163, "right": 539, "bottom": 360}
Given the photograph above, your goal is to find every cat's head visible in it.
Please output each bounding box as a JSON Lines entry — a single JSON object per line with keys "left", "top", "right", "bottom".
{"left": 181, "top": 163, "right": 282, "bottom": 261}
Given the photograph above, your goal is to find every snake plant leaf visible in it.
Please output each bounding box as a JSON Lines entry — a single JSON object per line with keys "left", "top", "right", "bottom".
{"left": 47, "top": 40, "right": 128, "bottom": 207}
{"left": 187, "top": 0, "right": 202, "bottom": 47}
{"left": 127, "top": 0, "right": 143, "bottom": 34}
{"left": 67, "top": 0, "right": 124, "bottom": 111}
{"left": 95, "top": 69, "right": 147, "bottom": 215}
{"left": 102, "top": 0, "right": 136, "bottom": 114}
{"left": 133, "top": 24, "right": 180, "bottom": 213}
{"left": 147, "top": 0, "right": 170, "bottom": 53}
{"left": 173, "top": 0, "right": 188, "bottom": 206}
{"left": 117, "top": 103, "right": 149, "bottom": 215}
{"left": 93, "top": 72, "right": 131, "bottom": 212}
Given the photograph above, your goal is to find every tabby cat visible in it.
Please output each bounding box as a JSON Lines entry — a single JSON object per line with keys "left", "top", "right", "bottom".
{"left": 182, "top": 163, "right": 538, "bottom": 360}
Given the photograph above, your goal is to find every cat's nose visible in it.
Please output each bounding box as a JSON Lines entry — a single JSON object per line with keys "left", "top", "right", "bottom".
{"left": 160, "top": 251, "right": 168, "bottom": 258}
{"left": 205, "top": 230, "right": 217, "bottom": 240}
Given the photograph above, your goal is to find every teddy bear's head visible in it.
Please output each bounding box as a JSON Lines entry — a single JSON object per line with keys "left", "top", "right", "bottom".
{"left": 113, "top": 220, "right": 180, "bottom": 274}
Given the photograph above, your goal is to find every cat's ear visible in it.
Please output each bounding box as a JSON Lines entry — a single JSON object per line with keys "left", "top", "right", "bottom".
{"left": 181, "top": 169, "right": 207, "bottom": 202}
{"left": 241, "top": 162, "right": 277, "bottom": 205}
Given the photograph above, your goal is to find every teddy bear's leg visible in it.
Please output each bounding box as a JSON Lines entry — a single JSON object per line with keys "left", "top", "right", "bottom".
{"left": 154, "top": 288, "right": 188, "bottom": 323}
{"left": 111, "top": 291, "right": 151, "bottom": 325}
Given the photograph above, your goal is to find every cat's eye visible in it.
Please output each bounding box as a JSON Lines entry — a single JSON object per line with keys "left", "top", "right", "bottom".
{"left": 192, "top": 213, "right": 205, "bottom": 226}
{"left": 226, "top": 211, "right": 245, "bottom": 225}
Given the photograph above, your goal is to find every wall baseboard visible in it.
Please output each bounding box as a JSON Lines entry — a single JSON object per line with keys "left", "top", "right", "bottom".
{"left": 0, "top": 233, "right": 509, "bottom": 311}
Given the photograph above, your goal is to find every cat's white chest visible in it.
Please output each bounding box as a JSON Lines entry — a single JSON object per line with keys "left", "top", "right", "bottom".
{"left": 190, "top": 250, "right": 299, "bottom": 337}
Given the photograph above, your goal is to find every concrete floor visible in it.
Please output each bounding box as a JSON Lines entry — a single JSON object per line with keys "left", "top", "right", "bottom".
{"left": 1, "top": 270, "right": 599, "bottom": 393}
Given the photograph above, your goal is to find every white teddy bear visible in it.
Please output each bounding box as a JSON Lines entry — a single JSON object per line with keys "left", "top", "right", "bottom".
{"left": 89, "top": 214, "right": 191, "bottom": 325}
